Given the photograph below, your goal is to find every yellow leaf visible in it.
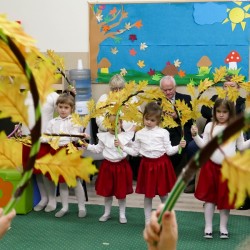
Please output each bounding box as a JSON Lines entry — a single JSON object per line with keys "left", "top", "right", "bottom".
{"left": 47, "top": 49, "right": 65, "bottom": 71}
{"left": 0, "top": 132, "right": 22, "bottom": 170}
{"left": 66, "top": 142, "right": 78, "bottom": 154}
{"left": 226, "top": 87, "right": 240, "bottom": 102}
{"left": 0, "top": 80, "right": 29, "bottom": 126}
{"left": 48, "top": 137, "right": 60, "bottom": 150}
{"left": 186, "top": 83, "right": 196, "bottom": 98}
{"left": 35, "top": 149, "right": 98, "bottom": 187}
{"left": 231, "top": 74, "right": 245, "bottom": 84}
{"left": 221, "top": 150, "right": 250, "bottom": 208}
{"left": 215, "top": 87, "right": 226, "bottom": 99}
{"left": 239, "top": 82, "right": 250, "bottom": 92}
{"left": 197, "top": 78, "right": 214, "bottom": 93}
{"left": 0, "top": 15, "right": 36, "bottom": 48}
{"left": 213, "top": 66, "right": 227, "bottom": 83}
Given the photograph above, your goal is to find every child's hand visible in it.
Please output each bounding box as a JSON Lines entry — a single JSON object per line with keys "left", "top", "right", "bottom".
{"left": 114, "top": 139, "right": 123, "bottom": 149}
{"left": 81, "top": 133, "right": 90, "bottom": 139}
{"left": 191, "top": 125, "right": 198, "bottom": 137}
{"left": 179, "top": 139, "right": 186, "bottom": 149}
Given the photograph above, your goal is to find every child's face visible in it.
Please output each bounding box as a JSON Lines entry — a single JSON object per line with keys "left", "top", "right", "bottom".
{"left": 215, "top": 105, "right": 229, "bottom": 125}
{"left": 57, "top": 103, "right": 72, "bottom": 119}
{"left": 144, "top": 115, "right": 158, "bottom": 129}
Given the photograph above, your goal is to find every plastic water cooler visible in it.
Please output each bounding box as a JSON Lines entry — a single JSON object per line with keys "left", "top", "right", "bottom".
{"left": 69, "top": 60, "right": 92, "bottom": 136}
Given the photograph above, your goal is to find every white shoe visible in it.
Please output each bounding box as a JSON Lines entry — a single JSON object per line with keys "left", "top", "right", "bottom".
{"left": 55, "top": 209, "right": 68, "bottom": 218}
{"left": 78, "top": 209, "right": 87, "bottom": 218}
{"left": 34, "top": 204, "right": 46, "bottom": 212}
{"left": 99, "top": 215, "right": 111, "bottom": 222}
{"left": 119, "top": 217, "right": 127, "bottom": 224}
{"left": 44, "top": 205, "right": 56, "bottom": 212}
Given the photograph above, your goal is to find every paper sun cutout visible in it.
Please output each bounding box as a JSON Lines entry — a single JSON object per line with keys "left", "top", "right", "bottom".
{"left": 222, "top": 2, "right": 250, "bottom": 31}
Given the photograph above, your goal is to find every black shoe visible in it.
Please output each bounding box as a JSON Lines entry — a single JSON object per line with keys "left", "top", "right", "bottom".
{"left": 184, "top": 184, "right": 195, "bottom": 193}
{"left": 237, "top": 204, "right": 250, "bottom": 210}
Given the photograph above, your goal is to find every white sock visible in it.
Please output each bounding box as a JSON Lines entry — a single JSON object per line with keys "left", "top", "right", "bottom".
{"left": 74, "top": 179, "right": 86, "bottom": 211}
{"left": 103, "top": 197, "right": 113, "bottom": 216}
{"left": 144, "top": 197, "right": 152, "bottom": 224}
{"left": 43, "top": 176, "right": 57, "bottom": 212}
{"left": 118, "top": 199, "right": 126, "bottom": 218}
{"left": 204, "top": 202, "right": 215, "bottom": 233}
{"left": 58, "top": 183, "right": 69, "bottom": 212}
{"left": 35, "top": 175, "right": 48, "bottom": 207}
{"left": 159, "top": 195, "right": 168, "bottom": 204}
{"left": 220, "top": 209, "right": 230, "bottom": 234}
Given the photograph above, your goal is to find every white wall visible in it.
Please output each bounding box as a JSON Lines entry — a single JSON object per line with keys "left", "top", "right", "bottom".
{"left": 0, "top": 0, "right": 88, "bottom": 52}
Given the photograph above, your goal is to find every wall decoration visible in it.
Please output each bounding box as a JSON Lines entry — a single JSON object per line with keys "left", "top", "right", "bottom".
{"left": 89, "top": 1, "right": 250, "bottom": 85}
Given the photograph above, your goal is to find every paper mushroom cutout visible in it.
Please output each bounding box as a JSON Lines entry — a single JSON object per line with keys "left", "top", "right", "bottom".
{"left": 224, "top": 51, "right": 241, "bottom": 70}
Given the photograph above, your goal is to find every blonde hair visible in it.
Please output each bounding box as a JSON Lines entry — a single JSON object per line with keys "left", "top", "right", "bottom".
{"left": 109, "top": 74, "right": 126, "bottom": 90}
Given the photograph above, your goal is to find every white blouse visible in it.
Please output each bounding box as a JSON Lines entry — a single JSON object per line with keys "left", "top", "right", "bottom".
{"left": 43, "top": 115, "right": 83, "bottom": 146}
{"left": 87, "top": 131, "right": 134, "bottom": 162}
{"left": 193, "top": 122, "right": 250, "bottom": 164}
{"left": 123, "top": 126, "right": 179, "bottom": 158}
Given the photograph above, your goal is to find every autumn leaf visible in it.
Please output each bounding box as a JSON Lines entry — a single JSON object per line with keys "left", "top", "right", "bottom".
{"left": 48, "top": 136, "right": 60, "bottom": 150}
{"left": 66, "top": 142, "right": 78, "bottom": 154}
{"left": 186, "top": 83, "right": 196, "bottom": 98}
{"left": 137, "top": 60, "right": 145, "bottom": 68}
{"left": 0, "top": 15, "right": 36, "bottom": 49}
{"left": 35, "top": 149, "right": 98, "bottom": 187}
{"left": 198, "top": 78, "right": 214, "bottom": 93}
{"left": 134, "top": 20, "right": 143, "bottom": 29}
{"left": 213, "top": 66, "right": 227, "bottom": 83}
{"left": 109, "top": 7, "right": 117, "bottom": 16}
{"left": 0, "top": 133, "right": 22, "bottom": 170}
{"left": 221, "top": 150, "right": 250, "bottom": 208}
{"left": 0, "top": 80, "right": 29, "bottom": 126}
{"left": 231, "top": 74, "right": 245, "bottom": 84}
{"left": 129, "top": 48, "right": 137, "bottom": 56}
{"left": 215, "top": 87, "right": 226, "bottom": 99}
{"left": 178, "top": 70, "right": 186, "bottom": 78}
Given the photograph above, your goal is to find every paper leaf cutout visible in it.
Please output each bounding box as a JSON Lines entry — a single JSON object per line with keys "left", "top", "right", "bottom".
{"left": 0, "top": 133, "right": 22, "bottom": 170}
{"left": 213, "top": 66, "right": 227, "bottom": 83}
{"left": 0, "top": 80, "right": 29, "bottom": 125}
{"left": 35, "top": 149, "right": 98, "bottom": 187}
{"left": 137, "top": 60, "right": 145, "bottom": 68}
{"left": 221, "top": 150, "right": 250, "bottom": 207}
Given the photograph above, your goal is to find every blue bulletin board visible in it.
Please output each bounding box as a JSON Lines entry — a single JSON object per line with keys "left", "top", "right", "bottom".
{"left": 89, "top": 1, "right": 250, "bottom": 85}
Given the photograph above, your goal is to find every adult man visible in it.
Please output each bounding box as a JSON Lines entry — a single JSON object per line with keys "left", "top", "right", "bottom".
{"left": 159, "top": 76, "right": 193, "bottom": 177}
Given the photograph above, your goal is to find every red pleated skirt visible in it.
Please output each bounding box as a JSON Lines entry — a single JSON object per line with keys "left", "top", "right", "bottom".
{"left": 22, "top": 143, "right": 51, "bottom": 175}
{"left": 195, "top": 160, "right": 235, "bottom": 209}
{"left": 95, "top": 158, "right": 133, "bottom": 199}
{"left": 136, "top": 154, "right": 176, "bottom": 198}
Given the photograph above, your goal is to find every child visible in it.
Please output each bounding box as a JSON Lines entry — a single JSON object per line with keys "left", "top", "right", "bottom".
{"left": 116, "top": 102, "right": 186, "bottom": 224}
{"left": 85, "top": 115, "right": 135, "bottom": 224}
{"left": 43, "top": 93, "right": 87, "bottom": 218}
{"left": 191, "top": 98, "right": 250, "bottom": 239}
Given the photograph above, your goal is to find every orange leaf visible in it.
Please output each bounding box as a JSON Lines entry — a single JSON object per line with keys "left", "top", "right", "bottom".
{"left": 178, "top": 70, "right": 186, "bottom": 78}
{"left": 134, "top": 20, "right": 143, "bottom": 29}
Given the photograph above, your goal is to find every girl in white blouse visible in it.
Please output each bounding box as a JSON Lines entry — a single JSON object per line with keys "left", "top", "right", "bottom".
{"left": 42, "top": 93, "right": 87, "bottom": 219}
{"left": 85, "top": 115, "right": 135, "bottom": 224}
{"left": 116, "top": 102, "right": 186, "bottom": 224}
{"left": 191, "top": 98, "right": 250, "bottom": 239}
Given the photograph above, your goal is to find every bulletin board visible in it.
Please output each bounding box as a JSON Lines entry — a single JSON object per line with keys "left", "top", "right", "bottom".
{"left": 89, "top": 1, "right": 250, "bottom": 85}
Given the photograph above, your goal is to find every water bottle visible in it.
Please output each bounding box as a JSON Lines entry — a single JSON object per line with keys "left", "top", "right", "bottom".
{"left": 69, "top": 59, "right": 91, "bottom": 115}
{"left": 69, "top": 59, "right": 91, "bottom": 102}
